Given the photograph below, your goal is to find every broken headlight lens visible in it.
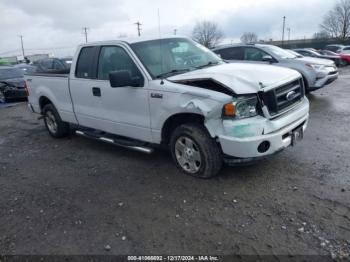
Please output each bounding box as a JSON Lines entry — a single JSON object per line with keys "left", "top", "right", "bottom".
{"left": 223, "top": 96, "right": 258, "bottom": 119}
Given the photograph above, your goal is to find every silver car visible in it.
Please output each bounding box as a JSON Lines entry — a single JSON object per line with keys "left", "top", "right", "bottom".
{"left": 213, "top": 44, "right": 338, "bottom": 93}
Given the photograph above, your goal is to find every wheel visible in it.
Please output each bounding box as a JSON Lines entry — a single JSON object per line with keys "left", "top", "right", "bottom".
{"left": 339, "top": 59, "right": 347, "bottom": 67}
{"left": 170, "top": 123, "right": 222, "bottom": 178}
{"left": 0, "top": 90, "right": 6, "bottom": 103}
{"left": 302, "top": 76, "right": 310, "bottom": 94}
{"left": 42, "top": 104, "right": 69, "bottom": 138}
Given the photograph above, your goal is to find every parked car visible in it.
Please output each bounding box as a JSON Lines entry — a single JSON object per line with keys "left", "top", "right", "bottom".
{"left": 324, "top": 44, "right": 345, "bottom": 53}
{"left": 14, "top": 63, "right": 37, "bottom": 74}
{"left": 285, "top": 49, "right": 303, "bottom": 58}
{"left": 319, "top": 50, "right": 350, "bottom": 66}
{"left": 213, "top": 44, "right": 338, "bottom": 93}
{"left": 293, "top": 48, "right": 343, "bottom": 67}
{"left": 32, "top": 58, "right": 70, "bottom": 74}
{"left": 0, "top": 66, "right": 28, "bottom": 103}
{"left": 26, "top": 37, "right": 309, "bottom": 178}
{"left": 60, "top": 57, "right": 73, "bottom": 68}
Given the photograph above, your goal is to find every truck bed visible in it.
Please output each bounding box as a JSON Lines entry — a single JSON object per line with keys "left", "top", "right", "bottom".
{"left": 26, "top": 73, "right": 77, "bottom": 124}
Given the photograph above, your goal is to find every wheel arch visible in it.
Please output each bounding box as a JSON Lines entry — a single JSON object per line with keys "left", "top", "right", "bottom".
{"left": 161, "top": 113, "right": 205, "bottom": 146}
{"left": 39, "top": 96, "right": 53, "bottom": 113}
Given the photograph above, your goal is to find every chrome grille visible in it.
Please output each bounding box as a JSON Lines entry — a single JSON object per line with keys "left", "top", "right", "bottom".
{"left": 262, "top": 78, "right": 304, "bottom": 116}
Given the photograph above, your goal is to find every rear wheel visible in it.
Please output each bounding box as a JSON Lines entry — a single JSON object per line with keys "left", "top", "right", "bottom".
{"left": 170, "top": 123, "right": 222, "bottom": 178}
{"left": 43, "top": 104, "right": 69, "bottom": 138}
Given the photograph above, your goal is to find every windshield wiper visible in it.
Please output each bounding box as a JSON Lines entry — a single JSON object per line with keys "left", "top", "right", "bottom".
{"left": 156, "top": 69, "right": 191, "bottom": 79}
{"left": 195, "top": 61, "right": 220, "bottom": 69}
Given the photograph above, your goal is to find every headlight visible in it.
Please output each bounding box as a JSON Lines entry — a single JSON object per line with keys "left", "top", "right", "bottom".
{"left": 223, "top": 96, "right": 258, "bottom": 119}
{"left": 306, "top": 64, "right": 325, "bottom": 70}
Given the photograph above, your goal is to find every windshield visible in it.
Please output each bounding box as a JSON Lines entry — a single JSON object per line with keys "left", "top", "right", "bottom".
{"left": 262, "top": 45, "right": 297, "bottom": 59}
{"left": 0, "top": 68, "right": 23, "bottom": 80}
{"left": 130, "top": 38, "right": 222, "bottom": 78}
{"left": 307, "top": 49, "right": 322, "bottom": 56}
{"left": 286, "top": 49, "right": 303, "bottom": 57}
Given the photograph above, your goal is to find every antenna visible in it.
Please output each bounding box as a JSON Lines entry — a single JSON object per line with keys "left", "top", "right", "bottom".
{"left": 158, "top": 8, "right": 164, "bottom": 85}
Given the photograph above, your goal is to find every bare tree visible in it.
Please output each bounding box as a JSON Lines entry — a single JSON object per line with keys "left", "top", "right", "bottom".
{"left": 313, "top": 31, "right": 331, "bottom": 39}
{"left": 192, "top": 21, "right": 224, "bottom": 48}
{"left": 240, "top": 32, "right": 258, "bottom": 43}
{"left": 320, "top": 0, "right": 350, "bottom": 40}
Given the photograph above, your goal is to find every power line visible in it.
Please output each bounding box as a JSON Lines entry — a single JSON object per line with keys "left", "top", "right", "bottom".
{"left": 83, "top": 27, "right": 89, "bottom": 43}
{"left": 135, "top": 21, "right": 142, "bottom": 37}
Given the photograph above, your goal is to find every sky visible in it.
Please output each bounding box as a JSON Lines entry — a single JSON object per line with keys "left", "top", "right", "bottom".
{"left": 0, "top": 0, "right": 337, "bottom": 58}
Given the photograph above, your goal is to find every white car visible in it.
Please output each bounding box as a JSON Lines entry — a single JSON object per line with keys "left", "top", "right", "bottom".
{"left": 26, "top": 36, "right": 309, "bottom": 178}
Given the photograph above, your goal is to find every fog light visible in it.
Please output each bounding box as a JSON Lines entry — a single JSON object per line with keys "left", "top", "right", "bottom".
{"left": 258, "top": 141, "right": 270, "bottom": 153}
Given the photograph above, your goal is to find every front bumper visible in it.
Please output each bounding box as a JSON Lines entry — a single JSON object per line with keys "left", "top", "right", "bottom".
{"left": 218, "top": 98, "right": 309, "bottom": 159}
{"left": 309, "top": 70, "right": 338, "bottom": 91}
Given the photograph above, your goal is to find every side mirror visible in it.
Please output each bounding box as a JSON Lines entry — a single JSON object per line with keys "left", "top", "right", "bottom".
{"left": 262, "top": 55, "right": 274, "bottom": 63}
{"left": 109, "top": 70, "right": 143, "bottom": 88}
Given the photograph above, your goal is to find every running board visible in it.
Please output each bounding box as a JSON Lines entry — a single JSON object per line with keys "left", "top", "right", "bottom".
{"left": 75, "top": 130, "right": 154, "bottom": 154}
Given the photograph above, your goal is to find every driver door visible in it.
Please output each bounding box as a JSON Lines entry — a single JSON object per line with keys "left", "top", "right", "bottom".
{"left": 70, "top": 45, "right": 152, "bottom": 142}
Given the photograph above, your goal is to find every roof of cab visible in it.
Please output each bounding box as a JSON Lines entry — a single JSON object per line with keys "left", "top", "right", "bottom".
{"left": 78, "top": 35, "right": 188, "bottom": 48}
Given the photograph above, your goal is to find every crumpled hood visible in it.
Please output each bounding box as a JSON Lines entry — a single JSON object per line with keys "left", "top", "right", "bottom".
{"left": 296, "top": 57, "right": 335, "bottom": 66}
{"left": 168, "top": 63, "right": 301, "bottom": 94}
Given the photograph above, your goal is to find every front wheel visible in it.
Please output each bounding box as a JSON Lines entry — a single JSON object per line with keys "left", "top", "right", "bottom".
{"left": 170, "top": 124, "right": 222, "bottom": 178}
{"left": 42, "top": 104, "right": 69, "bottom": 138}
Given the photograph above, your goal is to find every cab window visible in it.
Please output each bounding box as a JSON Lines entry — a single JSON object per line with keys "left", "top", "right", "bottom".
{"left": 216, "top": 47, "right": 244, "bottom": 60}
{"left": 97, "top": 46, "right": 143, "bottom": 82}
{"left": 75, "top": 47, "right": 96, "bottom": 79}
{"left": 243, "top": 47, "right": 269, "bottom": 61}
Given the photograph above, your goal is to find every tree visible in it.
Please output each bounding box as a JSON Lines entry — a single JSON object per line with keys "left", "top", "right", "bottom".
{"left": 240, "top": 32, "right": 258, "bottom": 43}
{"left": 192, "top": 21, "right": 224, "bottom": 48}
{"left": 313, "top": 31, "right": 331, "bottom": 39}
{"left": 320, "top": 0, "right": 350, "bottom": 40}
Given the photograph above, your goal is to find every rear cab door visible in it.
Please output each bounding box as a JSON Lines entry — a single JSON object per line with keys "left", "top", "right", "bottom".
{"left": 69, "top": 44, "right": 152, "bottom": 142}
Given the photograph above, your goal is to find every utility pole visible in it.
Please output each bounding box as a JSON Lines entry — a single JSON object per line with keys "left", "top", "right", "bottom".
{"left": 19, "top": 35, "right": 25, "bottom": 58}
{"left": 83, "top": 27, "right": 89, "bottom": 43}
{"left": 135, "top": 21, "right": 142, "bottom": 37}
{"left": 282, "top": 16, "right": 286, "bottom": 47}
{"left": 174, "top": 29, "right": 177, "bottom": 35}
{"left": 287, "top": 27, "right": 291, "bottom": 42}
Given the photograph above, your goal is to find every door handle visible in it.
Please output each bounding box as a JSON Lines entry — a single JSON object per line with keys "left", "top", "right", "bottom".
{"left": 92, "top": 87, "right": 101, "bottom": 97}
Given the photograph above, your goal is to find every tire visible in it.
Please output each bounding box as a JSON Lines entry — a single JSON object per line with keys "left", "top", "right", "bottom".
{"left": 302, "top": 76, "right": 310, "bottom": 94}
{"left": 0, "top": 90, "right": 6, "bottom": 103}
{"left": 42, "top": 104, "right": 69, "bottom": 138}
{"left": 169, "top": 123, "right": 222, "bottom": 178}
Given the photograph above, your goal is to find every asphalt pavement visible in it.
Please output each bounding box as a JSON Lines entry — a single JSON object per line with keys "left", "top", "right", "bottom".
{"left": 0, "top": 68, "right": 349, "bottom": 258}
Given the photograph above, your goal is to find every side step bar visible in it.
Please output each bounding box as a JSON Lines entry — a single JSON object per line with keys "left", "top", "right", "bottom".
{"left": 75, "top": 130, "right": 154, "bottom": 154}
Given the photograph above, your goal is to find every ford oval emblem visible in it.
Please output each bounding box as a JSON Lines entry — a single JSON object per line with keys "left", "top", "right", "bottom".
{"left": 286, "top": 91, "right": 296, "bottom": 101}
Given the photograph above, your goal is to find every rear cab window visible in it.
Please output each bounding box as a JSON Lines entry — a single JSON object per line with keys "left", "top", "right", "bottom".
{"left": 75, "top": 47, "right": 98, "bottom": 79}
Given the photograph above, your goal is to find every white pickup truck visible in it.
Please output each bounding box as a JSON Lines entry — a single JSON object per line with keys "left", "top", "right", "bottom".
{"left": 26, "top": 36, "right": 309, "bottom": 178}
